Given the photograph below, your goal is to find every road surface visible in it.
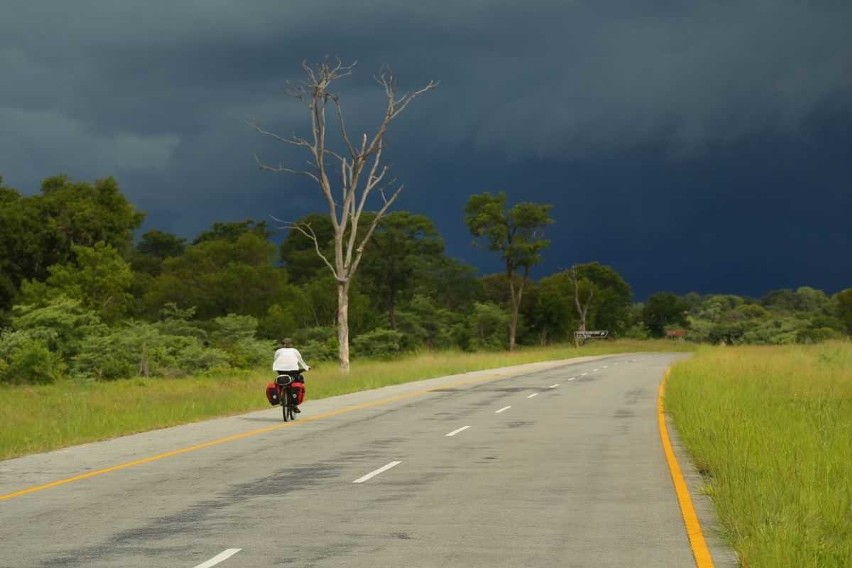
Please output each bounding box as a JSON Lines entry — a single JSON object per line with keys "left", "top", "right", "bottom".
{"left": 1, "top": 353, "right": 728, "bottom": 567}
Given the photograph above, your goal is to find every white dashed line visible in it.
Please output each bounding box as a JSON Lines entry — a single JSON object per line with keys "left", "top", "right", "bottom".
{"left": 593, "top": 368, "right": 599, "bottom": 372}
{"left": 581, "top": 372, "right": 588, "bottom": 376}
{"left": 446, "top": 426, "right": 471, "bottom": 437}
{"left": 602, "top": 366, "right": 608, "bottom": 369}
{"left": 353, "top": 461, "right": 401, "bottom": 483}
{"left": 496, "top": 406, "right": 511, "bottom": 414}
{"left": 549, "top": 384, "right": 559, "bottom": 388}
{"left": 193, "top": 549, "right": 241, "bottom": 568}
{"left": 527, "top": 393, "right": 539, "bottom": 399}
{"left": 568, "top": 377, "right": 576, "bottom": 381}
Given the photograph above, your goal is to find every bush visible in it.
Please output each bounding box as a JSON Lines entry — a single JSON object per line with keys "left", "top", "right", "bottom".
{"left": 468, "top": 302, "right": 510, "bottom": 350}
{"left": 707, "top": 322, "right": 746, "bottom": 345}
{"left": 352, "top": 328, "right": 405, "bottom": 360}
{"left": 294, "top": 327, "right": 338, "bottom": 362}
{"left": 206, "top": 314, "right": 270, "bottom": 368}
{"left": 396, "top": 295, "right": 466, "bottom": 350}
{"left": 73, "top": 333, "right": 137, "bottom": 380}
{"left": 220, "top": 338, "right": 270, "bottom": 368}
{"left": 73, "top": 321, "right": 229, "bottom": 380}
{"left": 258, "top": 301, "right": 304, "bottom": 340}
{"left": 742, "top": 317, "right": 803, "bottom": 345}
{"left": 158, "top": 336, "right": 229, "bottom": 376}
{"left": 153, "top": 303, "right": 207, "bottom": 340}
{"left": 797, "top": 327, "right": 843, "bottom": 344}
{"left": 11, "top": 296, "right": 103, "bottom": 357}
{"left": 0, "top": 337, "right": 64, "bottom": 384}
{"left": 208, "top": 314, "right": 259, "bottom": 345}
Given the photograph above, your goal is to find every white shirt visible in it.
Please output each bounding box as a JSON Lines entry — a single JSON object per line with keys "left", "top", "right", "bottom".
{"left": 272, "top": 347, "right": 310, "bottom": 372}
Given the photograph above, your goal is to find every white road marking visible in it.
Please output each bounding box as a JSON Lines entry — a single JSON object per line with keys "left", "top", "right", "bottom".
{"left": 527, "top": 393, "right": 539, "bottom": 398}
{"left": 568, "top": 377, "right": 576, "bottom": 381}
{"left": 496, "top": 406, "right": 511, "bottom": 414}
{"left": 593, "top": 368, "right": 599, "bottom": 372}
{"left": 446, "top": 426, "right": 471, "bottom": 437}
{"left": 603, "top": 365, "right": 608, "bottom": 369}
{"left": 353, "top": 461, "right": 402, "bottom": 483}
{"left": 193, "top": 549, "right": 241, "bottom": 568}
{"left": 549, "top": 384, "right": 559, "bottom": 388}
{"left": 581, "top": 372, "right": 588, "bottom": 376}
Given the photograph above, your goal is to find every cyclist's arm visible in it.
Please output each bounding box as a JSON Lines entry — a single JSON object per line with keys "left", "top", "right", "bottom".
{"left": 296, "top": 349, "right": 310, "bottom": 371}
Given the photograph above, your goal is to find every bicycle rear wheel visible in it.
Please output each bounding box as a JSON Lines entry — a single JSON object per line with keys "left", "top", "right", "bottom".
{"left": 281, "top": 388, "right": 290, "bottom": 422}
{"left": 287, "top": 386, "right": 297, "bottom": 421}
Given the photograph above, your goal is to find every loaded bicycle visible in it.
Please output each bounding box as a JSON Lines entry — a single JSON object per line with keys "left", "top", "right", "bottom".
{"left": 275, "top": 372, "right": 306, "bottom": 422}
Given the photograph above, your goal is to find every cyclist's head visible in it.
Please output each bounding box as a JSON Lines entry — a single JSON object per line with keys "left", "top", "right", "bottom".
{"left": 280, "top": 337, "right": 294, "bottom": 348}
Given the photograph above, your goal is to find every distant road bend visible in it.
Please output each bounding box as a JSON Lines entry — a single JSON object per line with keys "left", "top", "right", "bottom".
{"left": 1, "top": 353, "right": 724, "bottom": 567}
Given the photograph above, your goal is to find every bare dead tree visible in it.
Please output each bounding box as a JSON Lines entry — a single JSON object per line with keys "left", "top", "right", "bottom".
{"left": 250, "top": 58, "right": 437, "bottom": 371}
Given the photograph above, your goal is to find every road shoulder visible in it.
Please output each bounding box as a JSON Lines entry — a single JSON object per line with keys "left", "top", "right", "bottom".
{"left": 665, "top": 412, "right": 740, "bottom": 567}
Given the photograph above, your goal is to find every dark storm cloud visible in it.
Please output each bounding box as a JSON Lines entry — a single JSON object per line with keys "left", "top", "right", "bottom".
{"left": 1, "top": 0, "right": 850, "bottom": 297}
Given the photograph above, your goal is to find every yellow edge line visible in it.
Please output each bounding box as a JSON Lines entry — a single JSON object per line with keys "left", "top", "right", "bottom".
{"left": 658, "top": 368, "right": 715, "bottom": 568}
{"left": 1, "top": 370, "right": 515, "bottom": 502}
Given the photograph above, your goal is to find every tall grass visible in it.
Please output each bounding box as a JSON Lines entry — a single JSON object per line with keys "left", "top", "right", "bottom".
{"left": 0, "top": 340, "right": 689, "bottom": 460}
{"left": 666, "top": 341, "right": 852, "bottom": 567}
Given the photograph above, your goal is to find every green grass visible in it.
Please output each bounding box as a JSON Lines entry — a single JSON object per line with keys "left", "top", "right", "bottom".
{"left": 666, "top": 341, "right": 852, "bottom": 567}
{"left": 0, "top": 339, "right": 690, "bottom": 460}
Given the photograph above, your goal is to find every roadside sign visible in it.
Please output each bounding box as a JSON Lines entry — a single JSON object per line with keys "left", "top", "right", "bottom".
{"left": 573, "top": 330, "right": 609, "bottom": 339}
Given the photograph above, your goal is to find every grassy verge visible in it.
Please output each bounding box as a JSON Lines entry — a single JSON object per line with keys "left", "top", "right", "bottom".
{"left": 0, "top": 339, "right": 690, "bottom": 460}
{"left": 666, "top": 341, "right": 852, "bottom": 567}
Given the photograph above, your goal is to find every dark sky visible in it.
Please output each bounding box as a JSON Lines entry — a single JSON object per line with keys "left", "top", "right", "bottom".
{"left": 1, "top": 1, "right": 850, "bottom": 299}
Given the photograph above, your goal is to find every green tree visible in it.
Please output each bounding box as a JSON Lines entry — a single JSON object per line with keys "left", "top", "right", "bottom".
{"left": 35, "top": 175, "right": 144, "bottom": 264}
{"left": 531, "top": 263, "right": 631, "bottom": 344}
{"left": 19, "top": 243, "right": 134, "bottom": 323}
{"left": 0, "top": 181, "right": 26, "bottom": 314}
{"left": 131, "top": 230, "right": 187, "bottom": 276}
{"left": 258, "top": 296, "right": 310, "bottom": 340}
{"left": 760, "top": 288, "right": 829, "bottom": 313}
{"left": 533, "top": 274, "right": 576, "bottom": 344}
{"left": 477, "top": 273, "right": 540, "bottom": 344}
{"left": 145, "top": 232, "right": 290, "bottom": 320}
{"left": 572, "top": 262, "right": 632, "bottom": 334}
{"left": 464, "top": 191, "right": 553, "bottom": 350}
{"left": 0, "top": 175, "right": 143, "bottom": 314}
{"left": 791, "top": 286, "right": 830, "bottom": 313}
{"left": 835, "top": 288, "right": 852, "bottom": 335}
{"left": 359, "top": 212, "right": 445, "bottom": 329}
{"left": 427, "top": 258, "right": 482, "bottom": 312}
{"left": 279, "top": 213, "right": 335, "bottom": 285}
{"left": 193, "top": 219, "right": 271, "bottom": 245}
{"left": 642, "top": 292, "right": 689, "bottom": 338}
{"left": 394, "top": 294, "right": 464, "bottom": 350}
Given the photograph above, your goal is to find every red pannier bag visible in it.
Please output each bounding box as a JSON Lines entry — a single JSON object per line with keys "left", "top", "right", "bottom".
{"left": 290, "top": 381, "right": 306, "bottom": 405}
{"left": 265, "top": 382, "right": 281, "bottom": 406}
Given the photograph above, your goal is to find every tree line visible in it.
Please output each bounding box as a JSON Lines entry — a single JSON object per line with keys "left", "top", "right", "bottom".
{"left": 0, "top": 173, "right": 849, "bottom": 385}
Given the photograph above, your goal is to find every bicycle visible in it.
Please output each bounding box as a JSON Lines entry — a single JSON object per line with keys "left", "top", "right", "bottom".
{"left": 275, "top": 372, "right": 305, "bottom": 422}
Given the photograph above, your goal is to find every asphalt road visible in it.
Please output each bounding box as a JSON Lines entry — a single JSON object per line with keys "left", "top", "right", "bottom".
{"left": 1, "top": 353, "right": 710, "bottom": 567}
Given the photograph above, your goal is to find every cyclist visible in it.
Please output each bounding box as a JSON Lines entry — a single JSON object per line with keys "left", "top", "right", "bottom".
{"left": 272, "top": 338, "right": 310, "bottom": 412}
